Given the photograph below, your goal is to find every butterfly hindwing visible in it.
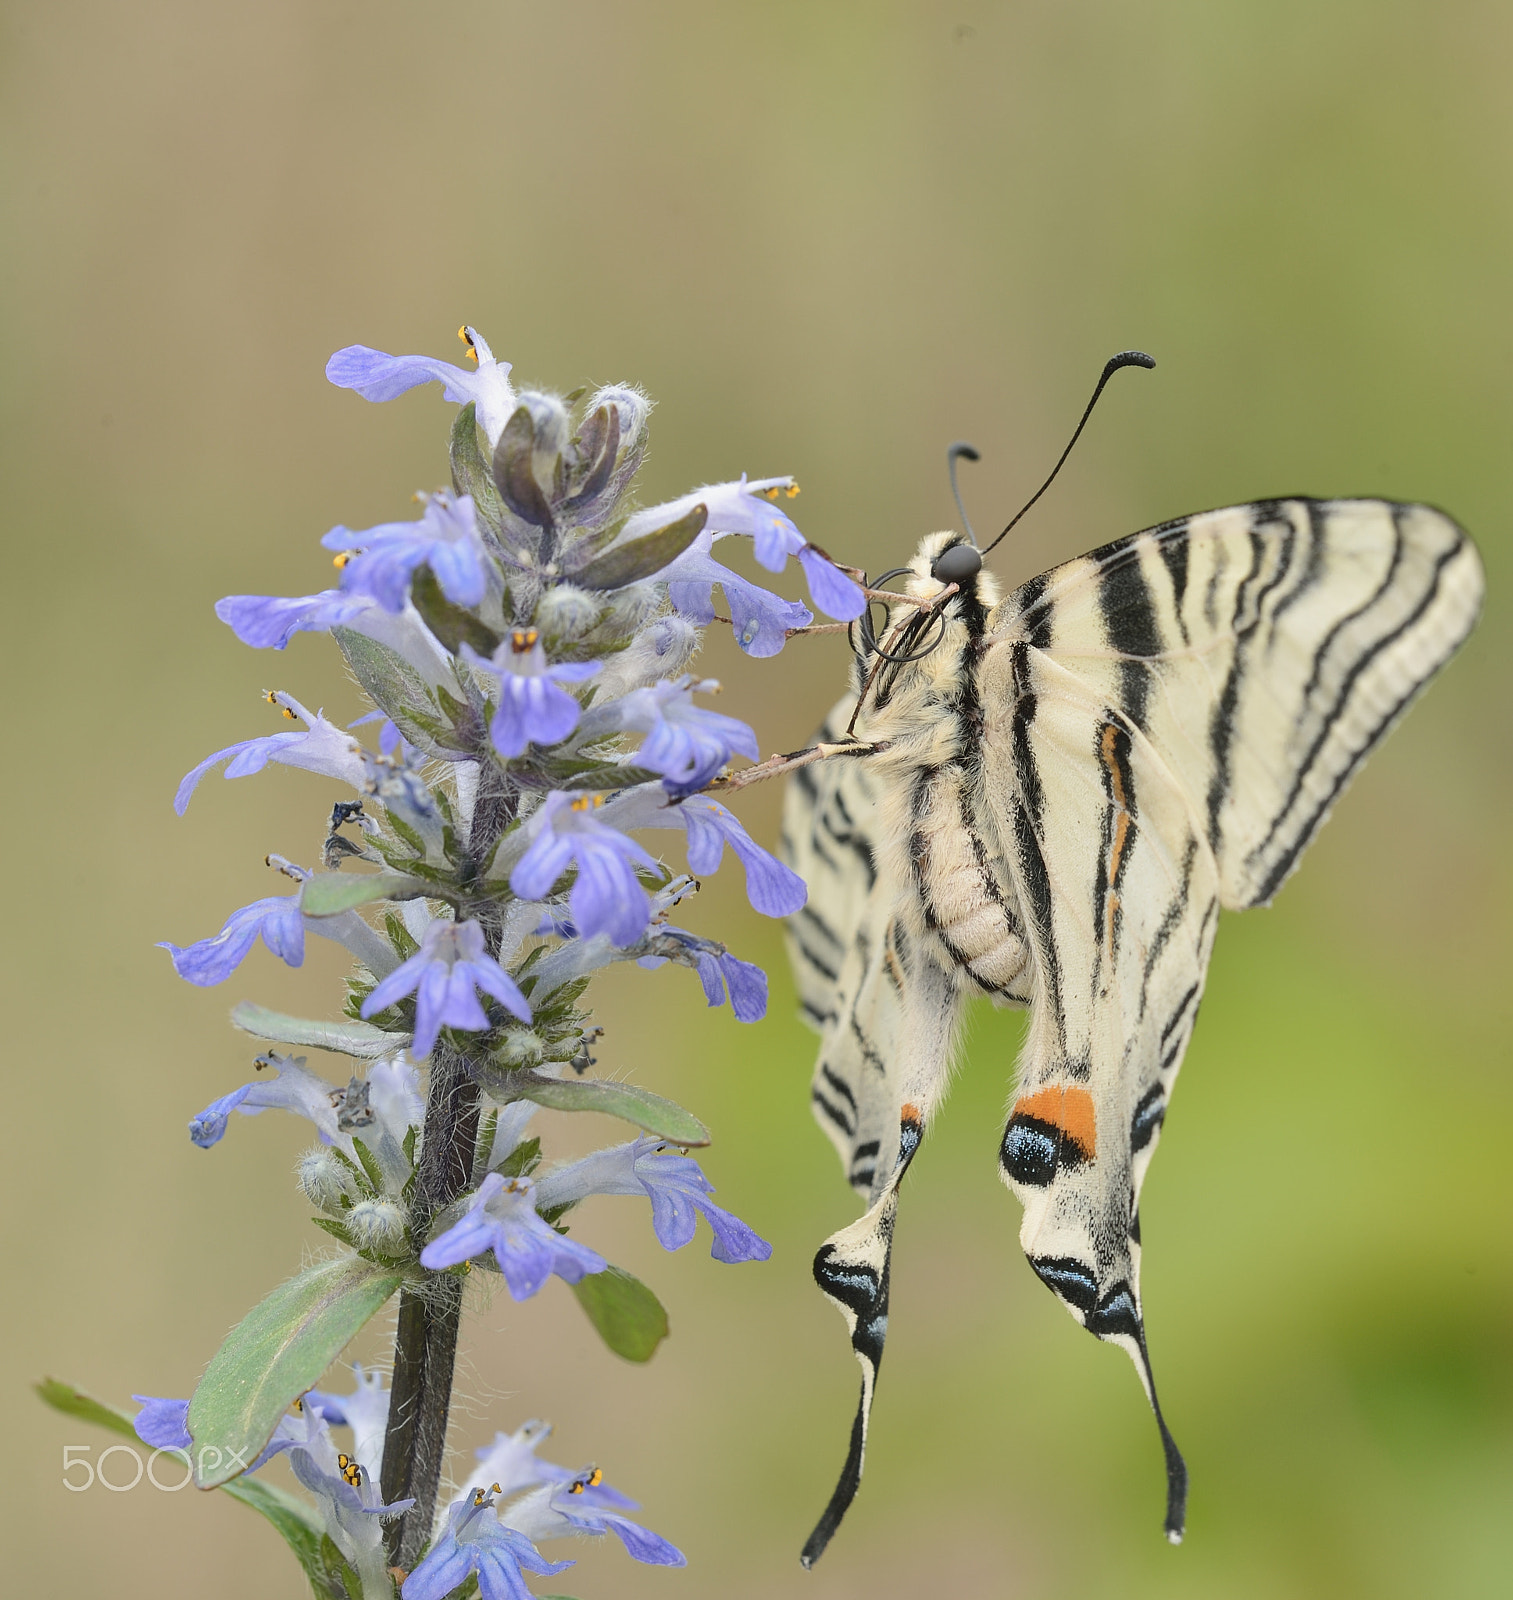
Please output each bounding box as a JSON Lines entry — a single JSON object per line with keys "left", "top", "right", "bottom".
{"left": 782, "top": 699, "right": 900, "bottom": 1191}
{"left": 782, "top": 697, "right": 964, "bottom": 1565}
{"left": 978, "top": 497, "right": 1482, "bottom": 1538}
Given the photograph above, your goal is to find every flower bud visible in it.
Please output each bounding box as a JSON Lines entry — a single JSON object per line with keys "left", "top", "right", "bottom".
{"left": 298, "top": 1147, "right": 361, "bottom": 1214}
{"left": 600, "top": 582, "right": 661, "bottom": 636}
{"left": 346, "top": 1198, "right": 409, "bottom": 1254}
{"left": 594, "top": 615, "right": 700, "bottom": 699}
{"left": 519, "top": 390, "right": 571, "bottom": 460}
{"left": 535, "top": 583, "right": 602, "bottom": 641}
{"left": 498, "top": 1029, "right": 545, "bottom": 1066}
{"left": 589, "top": 385, "right": 651, "bottom": 455}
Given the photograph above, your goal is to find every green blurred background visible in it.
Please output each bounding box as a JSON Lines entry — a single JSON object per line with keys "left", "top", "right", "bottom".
{"left": 4, "top": 2, "right": 1510, "bottom": 1595}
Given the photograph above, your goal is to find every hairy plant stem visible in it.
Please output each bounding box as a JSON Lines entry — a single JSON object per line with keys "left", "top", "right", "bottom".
{"left": 383, "top": 760, "right": 518, "bottom": 1567}
{"left": 383, "top": 1039, "right": 479, "bottom": 1566}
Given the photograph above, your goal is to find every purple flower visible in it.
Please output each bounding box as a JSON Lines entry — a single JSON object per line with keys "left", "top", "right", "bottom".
{"left": 215, "top": 591, "right": 456, "bottom": 690}
{"left": 460, "top": 1420, "right": 636, "bottom": 1508}
{"left": 188, "top": 1053, "right": 421, "bottom": 1175}
{"left": 328, "top": 325, "right": 518, "bottom": 449}
{"left": 402, "top": 1491, "right": 573, "bottom": 1600}
{"left": 287, "top": 1439, "right": 413, "bottom": 1574}
{"left": 133, "top": 1392, "right": 409, "bottom": 1586}
{"left": 509, "top": 792, "right": 659, "bottom": 946}
{"left": 160, "top": 888, "right": 306, "bottom": 985}
{"left": 420, "top": 1172, "right": 607, "bottom": 1300}
{"left": 322, "top": 491, "right": 489, "bottom": 613}
{"left": 133, "top": 1396, "right": 191, "bottom": 1452}
{"left": 617, "top": 676, "right": 758, "bottom": 795}
{"left": 304, "top": 1366, "right": 391, "bottom": 1482}
{"left": 627, "top": 473, "right": 864, "bottom": 621}
{"left": 349, "top": 707, "right": 408, "bottom": 758}
{"left": 188, "top": 1053, "right": 325, "bottom": 1147}
{"left": 608, "top": 788, "right": 807, "bottom": 917}
{"left": 163, "top": 849, "right": 402, "bottom": 987}
{"left": 664, "top": 534, "right": 813, "bottom": 658}
{"left": 639, "top": 926, "right": 768, "bottom": 1021}
{"left": 534, "top": 1136, "right": 772, "bottom": 1264}
{"left": 360, "top": 919, "right": 531, "bottom": 1057}
{"left": 174, "top": 692, "right": 367, "bottom": 815}
{"left": 465, "top": 630, "right": 600, "bottom": 758}
{"left": 214, "top": 588, "right": 382, "bottom": 650}
{"left": 502, "top": 1472, "right": 685, "bottom": 1568}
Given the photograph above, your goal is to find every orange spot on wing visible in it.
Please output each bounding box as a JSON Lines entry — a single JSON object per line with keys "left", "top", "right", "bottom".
{"left": 1011, "top": 1085, "right": 1096, "bottom": 1161}
{"left": 900, "top": 1102, "right": 922, "bottom": 1127}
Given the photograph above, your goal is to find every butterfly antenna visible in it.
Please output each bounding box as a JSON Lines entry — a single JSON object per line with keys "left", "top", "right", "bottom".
{"left": 947, "top": 441, "right": 981, "bottom": 547}
{"left": 979, "top": 350, "right": 1155, "bottom": 558}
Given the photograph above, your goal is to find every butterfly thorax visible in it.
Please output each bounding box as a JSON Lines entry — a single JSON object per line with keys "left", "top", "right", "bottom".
{"left": 852, "top": 533, "right": 1032, "bottom": 1003}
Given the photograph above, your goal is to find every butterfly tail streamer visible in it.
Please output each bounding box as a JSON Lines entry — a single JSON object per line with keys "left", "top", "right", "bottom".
{"left": 800, "top": 1113, "right": 922, "bottom": 1569}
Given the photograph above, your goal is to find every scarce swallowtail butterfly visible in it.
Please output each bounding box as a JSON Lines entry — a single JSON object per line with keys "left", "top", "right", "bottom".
{"left": 776, "top": 358, "right": 1484, "bottom": 1566}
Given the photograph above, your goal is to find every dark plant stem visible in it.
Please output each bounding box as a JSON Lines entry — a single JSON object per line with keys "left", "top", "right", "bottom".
{"left": 383, "top": 759, "right": 517, "bottom": 1567}
{"left": 384, "top": 1039, "right": 480, "bottom": 1566}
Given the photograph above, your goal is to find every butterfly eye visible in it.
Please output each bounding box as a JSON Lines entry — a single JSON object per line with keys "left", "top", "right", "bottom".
{"left": 930, "top": 543, "right": 982, "bottom": 585}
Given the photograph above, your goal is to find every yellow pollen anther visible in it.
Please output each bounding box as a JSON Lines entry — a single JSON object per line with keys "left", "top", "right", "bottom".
{"left": 490, "top": 1482, "right": 501, "bottom": 1495}
{"left": 569, "top": 794, "right": 605, "bottom": 812}
{"left": 264, "top": 690, "right": 278, "bottom": 704}
{"left": 458, "top": 326, "right": 478, "bottom": 361}
{"left": 761, "top": 487, "right": 781, "bottom": 501}
{"left": 569, "top": 1480, "right": 585, "bottom": 1495}
{"left": 786, "top": 482, "right": 800, "bottom": 497}
{"left": 292, "top": 1397, "right": 304, "bottom": 1413}
{"left": 510, "top": 628, "right": 540, "bottom": 653}
{"left": 333, "top": 551, "right": 352, "bottom": 569}
{"left": 473, "top": 1489, "right": 487, "bottom": 1506}
{"left": 282, "top": 707, "right": 298, "bottom": 720}
{"left": 588, "top": 1467, "right": 603, "bottom": 1488}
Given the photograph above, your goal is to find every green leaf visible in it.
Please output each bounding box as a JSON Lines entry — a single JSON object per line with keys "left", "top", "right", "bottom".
{"left": 34, "top": 1378, "right": 139, "bottom": 1439}
{"left": 332, "top": 626, "right": 454, "bottom": 756}
{"left": 493, "top": 1134, "right": 541, "bottom": 1180}
{"left": 562, "top": 401, "right": 619, "bottom": 509}
{"left": 475, "top": 1070, "right": 710, "bottom": 1146}
{"left": 384, "top": 809, "right": 428, "bottom": 859}
{"left": 572, "top": 503, "right": 707, "bottom": 591}
{"left": 35, "top": 1380, "right": 331, "bottom": 1595}
{"left": 231, "top": 1003, "right": 396, "bottom": 1059}
{"left": 188, "top": 1256, "right": 402, "bottom": 1488}
{"left": 450, "top": 401, "right": 507, "bottom": 534}
{"left": 318, "top": 1534, "right": 363, "bottom": 1600}
{"left": 410, "top": 565, "right": 502, "bottom": 657}
{"left": 349, "top": 1137, "right": 386, "bottom": 1195}
{"left": 491, "top": 404, "right": 555, "bottom": 527}
{"left": 571, "top": 1266, "right": 669, "bottom": 1362}
{"left": 300, "top": 870, "right": 432, "bottom": 917}
{"left": 531, "top": 754, "right": 661, "bottom": 789}
{"left": 223, "top": 1479, "right": 330, "bottom": 1594}
{"left": 384, "top": 912, "right": 420, "bottom": 961}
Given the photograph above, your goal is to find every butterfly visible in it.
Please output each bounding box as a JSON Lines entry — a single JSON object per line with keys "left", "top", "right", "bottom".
{"left": 779, "top": 480, "right": 1483, "bottom": 1565}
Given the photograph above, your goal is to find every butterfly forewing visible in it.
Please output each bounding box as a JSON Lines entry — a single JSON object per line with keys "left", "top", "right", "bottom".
{"left": 999, "top": 499, "right": 1483, "bottom": 909}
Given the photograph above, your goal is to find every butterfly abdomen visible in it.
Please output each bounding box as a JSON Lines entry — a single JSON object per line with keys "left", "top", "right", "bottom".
{"left": 904, "top": 762, "right": 1030, "bottom": 999}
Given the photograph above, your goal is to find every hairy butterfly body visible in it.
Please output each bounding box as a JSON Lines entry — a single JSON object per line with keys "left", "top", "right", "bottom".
{"left": 781, "top": 498, "right": 1483, "bottom": 1565}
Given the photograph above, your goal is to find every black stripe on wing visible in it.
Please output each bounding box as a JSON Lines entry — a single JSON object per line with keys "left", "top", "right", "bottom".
{"left": 1245, "top": 530, "right": 1472, "bottom": 903}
